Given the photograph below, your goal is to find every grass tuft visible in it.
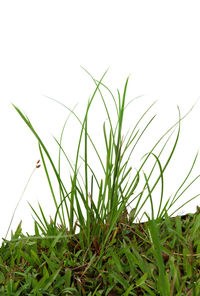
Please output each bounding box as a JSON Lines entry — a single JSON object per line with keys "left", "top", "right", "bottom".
{"left": 1, "top": 68, "right": 200, "bottom": 295}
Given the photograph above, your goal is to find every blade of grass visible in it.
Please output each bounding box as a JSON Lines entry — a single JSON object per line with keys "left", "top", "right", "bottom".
{"left": 56, "top": 102, "right": 79, "bottom": 230}
{"left": 68, "top": 69, "right": 109, "bottom": 234}
{"left": 4, "top": 162, "right": 39, "bottom": 240}
{"left": 11, "top": 104, "right": 68, "bottom": 226}
{"left": 143, "top": 173, "right": 170, "bottom": 296}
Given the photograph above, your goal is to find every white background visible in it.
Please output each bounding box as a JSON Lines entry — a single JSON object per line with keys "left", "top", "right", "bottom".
{"left": 1, "top": 1, "right": 200, "bottom": 245}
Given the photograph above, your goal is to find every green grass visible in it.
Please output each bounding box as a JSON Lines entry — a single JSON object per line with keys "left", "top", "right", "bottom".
{"left": 0, "top": 68, "right": 200, "bottom": 295}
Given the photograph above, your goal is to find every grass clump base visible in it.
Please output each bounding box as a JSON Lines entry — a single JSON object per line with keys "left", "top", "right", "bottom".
{"left": 1, "top": 207, "right": 200, "bottom": 295}
{"left": 1, "top": 68, "right": 200, "bottom": 295}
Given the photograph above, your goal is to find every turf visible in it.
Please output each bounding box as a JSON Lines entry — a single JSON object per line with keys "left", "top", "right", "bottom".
{"left": 0, "top": 207, "right": 200, "bottom": 295}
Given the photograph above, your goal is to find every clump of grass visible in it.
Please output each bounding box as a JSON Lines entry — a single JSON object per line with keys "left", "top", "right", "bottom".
{"left": 0, "top": 68, "right": 200, "bottom": 295}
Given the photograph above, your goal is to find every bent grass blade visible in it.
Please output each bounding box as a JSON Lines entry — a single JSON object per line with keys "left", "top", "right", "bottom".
{"left": 4, "top": 160, "right": 41, "bottom": 240}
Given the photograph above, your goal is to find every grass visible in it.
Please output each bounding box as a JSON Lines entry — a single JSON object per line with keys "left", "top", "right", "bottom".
{"left": 0, "top": 67, "right": 200, "bottom": 295}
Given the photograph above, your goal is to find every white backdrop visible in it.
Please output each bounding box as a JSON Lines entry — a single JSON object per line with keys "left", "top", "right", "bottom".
{"left": 1, "top": 1, "right": 200, "bottom": 245}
